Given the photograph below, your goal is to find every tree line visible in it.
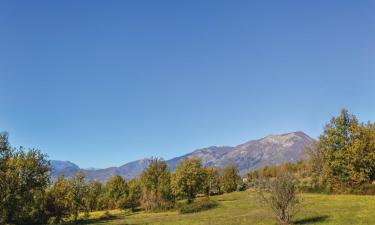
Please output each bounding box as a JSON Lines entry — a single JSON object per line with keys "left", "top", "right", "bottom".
{"left": 0, "top": 133, "right": 243, "bottom": 225}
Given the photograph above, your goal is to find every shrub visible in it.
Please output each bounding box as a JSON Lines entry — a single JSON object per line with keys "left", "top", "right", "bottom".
{"left": 255, "top": 171, "right": 300, "bottom": 225}
{"left": 178, "top": 198, "right": 218, "bottom": 214}
{"left": 351, "top": 183, "right": 375, "bottom": 195}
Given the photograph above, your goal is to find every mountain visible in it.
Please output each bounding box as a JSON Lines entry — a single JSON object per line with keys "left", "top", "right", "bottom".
{"left": 50, "top": 160, "right": 80, "bottom": 179}
{"left": 83, "top": 158, "right": 151, "bottom": 182}
{"left": 51, "top": 131, "right": 316, "bottom": 182}
{"left": 213, "top": 131, "right": 315, "bottom": 175}
{"left": 166, "top": 146, "right": 234, "bottom": 170}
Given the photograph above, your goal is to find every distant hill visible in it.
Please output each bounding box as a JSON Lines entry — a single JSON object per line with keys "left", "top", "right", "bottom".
{"left": 51, "top": 131, "right": 316, "bottom": 182}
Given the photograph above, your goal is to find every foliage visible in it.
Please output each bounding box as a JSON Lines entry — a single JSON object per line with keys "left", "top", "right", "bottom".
{"left": 178, "top": 198, "right": 218, "bottom": 214}
{"left": 0, "top": 132, "right": 51, "bottom": 225}
{"left": 203, "top": 167, "right": 221, "bottom": 196}
{"left": 125, "top": 178, "right": 142, "bottom": 211}
{"left": 86, "top": 180, "right": 104, "bottom": 212}
{"left": 312, "top": 109, "right": 375, "bottom": 192}
{"left": 46, "top": 175, "right": 71, "bottom": 224}
{"left": 105, "top": 175, "right": 128, "bottom": 209}
{"left": 220, "top": 165, "right": 241, "bottom": 193}
{"left": 255, "top": 171, "right": 300, "bottom": 225}
{"left": 65, "top": 191, "right": 375, "bottom": 225}
{"left": 140, "top": 158, "right": 174, "bottom": 210}
{"left": 68, "top": 171, "right": 89, "bottom": 223}
{"left": 172, "top": 158, "right": 206, "bottom": 203}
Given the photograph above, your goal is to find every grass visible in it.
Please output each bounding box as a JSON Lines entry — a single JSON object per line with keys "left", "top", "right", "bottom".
{"left": 71, "top": 191, "right": 375, "bottom": 225}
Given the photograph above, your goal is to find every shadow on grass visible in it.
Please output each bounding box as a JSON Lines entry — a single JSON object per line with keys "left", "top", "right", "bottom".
{"left": 62, "top": 214, "right": 132, "bottom": 225}
{"left": 294, "top": 215, "right": 330, "bottom": 224}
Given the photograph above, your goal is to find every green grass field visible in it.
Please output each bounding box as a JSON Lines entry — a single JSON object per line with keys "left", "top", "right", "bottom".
{"left": 74, "top": 191, "right": 375, "bottom": 225}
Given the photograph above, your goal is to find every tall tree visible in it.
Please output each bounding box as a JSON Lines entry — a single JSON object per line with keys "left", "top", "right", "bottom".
{"left": 220, "top": 165, "right": 241, "bottom": 193}
{"left": 140, "top": 158, "right": 174, "bottom": 210}
{"left": 86, "top": 180, "right": 104, "bottom": 212}
{"left": 106, "top": 175, "right": 128, "bottom": 209}
{"left": 68, "top": 171, "right": 89, "bottom": 223}
{"left": 172, "top": 158, "right": 205, "bottom": 203}
{"left": 46, "top": 175, "right": 71, "bottom": 223}
{"left": 204, "top": 167, "right": 220, "bottom": 196}
{"left": 313, "top": 109, "right": 375, "bottom": 192}
{"left": 1, "top": 145, "right": 50, "bottom": 224}
{"left": 125, "top": 178, "right": 142, "bottom": 211}
{"left": 0, "top": 132, "right": 12, "bottom": 224}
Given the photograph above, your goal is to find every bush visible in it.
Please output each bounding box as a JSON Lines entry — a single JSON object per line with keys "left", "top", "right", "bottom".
{"left": 178, "top": 198, "right": 218, "bottom": 214}
{"left": 297, "top": 177, "right": 326, "bottom": 193}
{"left": 255, "top": 171, "right": 300, "bottom": 225}
{"left": 351, "top": 183, "right": 375, "bottom": 195}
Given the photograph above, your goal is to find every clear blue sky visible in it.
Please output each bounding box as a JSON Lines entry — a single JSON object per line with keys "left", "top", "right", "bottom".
{"left": 1, "top": 1, "right": 374, "bottom": 168}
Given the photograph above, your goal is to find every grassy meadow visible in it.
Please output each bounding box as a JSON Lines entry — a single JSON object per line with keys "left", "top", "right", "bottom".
{"left": 69, "top": 191, "right": 375, "bottom": 225}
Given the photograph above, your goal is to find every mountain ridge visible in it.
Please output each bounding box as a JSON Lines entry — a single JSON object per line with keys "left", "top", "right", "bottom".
{"left": 51, "top": 131, "right": 316, "bottom": 182}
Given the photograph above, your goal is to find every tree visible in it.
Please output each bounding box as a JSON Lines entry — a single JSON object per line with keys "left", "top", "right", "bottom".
{"left": 68, "top": 171, "right": 89, "bottom": 223}
{"left": 313, "top": 109, "right": 375, "bottom": 192}
{"left": 203, "top": 167, "right": 220, "bottom": 196}
{"left": 220, "top": 165, "right": 241, "bottom": 193}
{"left": 319, "top": 109, "right": 359, "bottom": 190}
{"left": 0, "top": 132, "right": 12, "bottom": 224}
{"left": 256, "top": 171, "right": 300, "bottom": 225}
{"left": 306, "top": 144, "right": 324, "bottom": 188}
{"left": 86, "top": 180, "right": 104, "bottom": 212}
{"left": 140, "top": 158, "right": 174, "bottom": 210}
{"left": 46, "top": 175, "right": 71, "bottom": 223}
{"left": 2, "top": 146, "right": 50, "bottom": 225}
{"left": 125, "top": 178, "right": 142, "bottom": 211}
{"left": 172, "top": 158, "right": 205, "bottom": 203}
{"left": 106, "top": 175, "right": 128, "bottom": 209}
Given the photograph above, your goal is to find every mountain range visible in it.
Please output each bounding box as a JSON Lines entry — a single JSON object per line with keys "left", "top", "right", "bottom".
{"left": 51, "top": 131, "right": 316, "bottom": 183}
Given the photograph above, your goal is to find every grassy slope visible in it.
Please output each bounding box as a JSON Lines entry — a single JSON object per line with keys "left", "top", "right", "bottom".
{"left": 79, "top": 191, "right": 375, "bottom": 225}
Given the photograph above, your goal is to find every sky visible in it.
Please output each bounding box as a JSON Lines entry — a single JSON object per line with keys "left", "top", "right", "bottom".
{"left": 1, "top": 1, "right": 374, "bottom": 168}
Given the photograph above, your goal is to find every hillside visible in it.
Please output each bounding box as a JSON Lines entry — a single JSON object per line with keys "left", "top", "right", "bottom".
{"left": 51, "top": 131, "right": 316, "bottom": 182}
{"left": 68, "top": 191, "right": 375, "bottom": 225}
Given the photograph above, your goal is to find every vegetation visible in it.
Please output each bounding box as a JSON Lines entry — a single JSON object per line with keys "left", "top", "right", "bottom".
{"left": 178, "top": 198, "right": 218, "bottom": 214}
{"left": 311, "top": 109, "right": 375, "bottom": 193}
{"left": 46, "top": 175, "right": 71, "bottom": 223}
{"left": 0, "top": 132, "right": 50, "bottom": 225}
{"left": 140, "top": 158, "right": 174, "bottom": 210}
{"left": 172, "top": 158, "right": 206, "bottom": 203}
{"left": 255, "top": 171, "right": 300, "bottom": 225}
{"left": 203, "top": 167, "right": 221, "bottom": 196}
{"left": 220, "top": 165, "right": 242, "bottom": 193}
{"left": 54, "top": 191, "right": 375, "bottom": 225}
{"left": 105, "top": 175, "right": 128, "bottom": 209}
{"left": 1, "top": 108, "right": 375, "bottom": 224}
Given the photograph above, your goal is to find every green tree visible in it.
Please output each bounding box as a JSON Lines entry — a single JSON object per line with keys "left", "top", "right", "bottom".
{"left": 140, "top": 158, "right": 174, "bottom": 210}
{"left": 2, "top": 147, "right": 50, "bottom": 225}
{"left": 309, "top": 109, "right": 375, "bottom": 192}
{"left": 0, "top": 132, "right": 12, "bottom": 224}
{"left": 68, "top": 171, "right": 89, "bottom": 223}
{"left": 313, "top": 109, "right": 375, "bottom": 192}
{"left": 46, "top": 175, "right": 71, "bottom": 223}
{"left": 86, "top": 180, "right": 104, "bottom": 212}
{"left": 125, "top": 178, "right": 142, "bottom": 211}
{"left": 204, "top": 167, "right": 220, "bottom": 196}
{"left": 220, "top": 165, "right": 241, "bottom": 193}
{"left": 106, "top": 175, "right": 128, "bottom": 209}
{"left": 172, "top": 158, "right": 205, "bottom": 203}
